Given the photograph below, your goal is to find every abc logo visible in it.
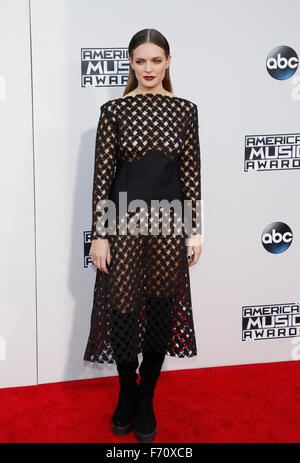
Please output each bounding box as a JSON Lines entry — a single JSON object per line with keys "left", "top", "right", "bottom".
{"left": 266, "top": 45, "right": 298, "bottom": 80}
{"left": 261, "top": 222, "right": 293, "bottom": 254}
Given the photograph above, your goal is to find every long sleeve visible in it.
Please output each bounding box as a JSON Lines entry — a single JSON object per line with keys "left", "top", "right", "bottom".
{"left": 177, "top": 103, "right": 202, "bottom": 243}
{"left": 91, "top": 102, "right": 118, "bottom": 240}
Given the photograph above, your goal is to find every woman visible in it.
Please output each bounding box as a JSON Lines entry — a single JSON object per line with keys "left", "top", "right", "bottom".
{"left": 84, "top": 28, "right": 202, "bottom": 444}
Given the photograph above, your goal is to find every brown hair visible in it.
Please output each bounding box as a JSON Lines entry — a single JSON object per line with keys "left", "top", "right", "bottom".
{"left": 123, "top": 28, "right": 173, "bottom": 96}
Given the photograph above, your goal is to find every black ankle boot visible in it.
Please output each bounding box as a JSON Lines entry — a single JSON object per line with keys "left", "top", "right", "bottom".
{"left": 112, "top": 356, "right": 139, "bottom": 436}
{"left": 134, "top": 350, "right": 165, "bottom": 443}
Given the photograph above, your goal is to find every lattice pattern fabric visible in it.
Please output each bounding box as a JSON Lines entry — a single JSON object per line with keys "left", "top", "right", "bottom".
{"left": 84, "top": 93, "right": 201, "bottom": 364}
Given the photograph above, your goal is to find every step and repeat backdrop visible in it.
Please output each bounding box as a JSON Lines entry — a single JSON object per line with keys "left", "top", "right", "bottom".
{"left": 1, "top": 0, "right": 300, "bottom": 388}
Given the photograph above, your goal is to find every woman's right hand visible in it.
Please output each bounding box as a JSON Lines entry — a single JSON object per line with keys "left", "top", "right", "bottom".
{"left": 90, "top": 238, "right": 111, "bottom": 274}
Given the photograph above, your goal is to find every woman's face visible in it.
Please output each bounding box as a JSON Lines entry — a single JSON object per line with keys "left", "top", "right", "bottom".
{"left": 129, "top": 42, "right": 171, "bottom": 91}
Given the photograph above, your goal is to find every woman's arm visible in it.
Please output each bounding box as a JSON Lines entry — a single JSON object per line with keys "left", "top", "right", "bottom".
{"left": 177, "top": 103, "right": 202, "bottom": 246}
{"left": 91, "top": 102, "right": 117, "bottom": 240}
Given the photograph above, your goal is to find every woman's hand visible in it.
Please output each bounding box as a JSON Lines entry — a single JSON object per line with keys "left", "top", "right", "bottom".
{"left": 90, "top": 238, "right": 111, "bottom": 274}
{"left": 187, "top": 244, "right": 202, "bottom": 267}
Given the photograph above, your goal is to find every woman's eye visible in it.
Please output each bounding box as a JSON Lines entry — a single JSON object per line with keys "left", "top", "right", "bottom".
{"left": 136, "top": 60, "right": 162, "bottom": 64}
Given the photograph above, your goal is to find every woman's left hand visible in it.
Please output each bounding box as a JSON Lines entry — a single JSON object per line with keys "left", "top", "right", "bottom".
{"left": 187, "top": 244, "right": 202, "bottom": 267}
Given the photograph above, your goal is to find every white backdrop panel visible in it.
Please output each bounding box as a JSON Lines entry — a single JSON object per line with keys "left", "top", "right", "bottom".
{"left": 7, "top": 0, "right": 298, "bottom": 388}
{"left": 0, "top": 0, "right": 36, "bottom": 388}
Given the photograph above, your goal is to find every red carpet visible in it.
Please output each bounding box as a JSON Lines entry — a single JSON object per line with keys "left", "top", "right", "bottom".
{"left": 1, "top": 360, "right": 300, "bottom": 443}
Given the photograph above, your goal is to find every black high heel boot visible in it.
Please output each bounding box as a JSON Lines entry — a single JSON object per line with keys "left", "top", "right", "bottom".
{"left": 134, "top": 350, "right": 165, "bottom": 443}
{"left": 112, "top": 355, "right": 139, "bottom": 436}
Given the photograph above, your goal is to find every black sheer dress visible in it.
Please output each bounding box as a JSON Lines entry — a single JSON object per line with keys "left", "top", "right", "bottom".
{"left": 84, "top": 93, "right": 201, "bottom": 364}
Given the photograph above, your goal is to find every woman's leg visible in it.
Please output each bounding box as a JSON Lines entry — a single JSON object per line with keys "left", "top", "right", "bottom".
{"left": 134, "top": 350, "right": 165, "bottom": 443}
{"left": 112, "top": 355, "right": 139, "bottom": 436}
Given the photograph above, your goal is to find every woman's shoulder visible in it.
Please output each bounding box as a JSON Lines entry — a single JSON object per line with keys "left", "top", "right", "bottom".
{"left": 99, "top": 93, "right": 197, "bottom": 114}
{"left": 176, "top": 96, "right": 197, "bottom": 109}
{"left": 101, "top": 92, "right": 197, "bottom": 108}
